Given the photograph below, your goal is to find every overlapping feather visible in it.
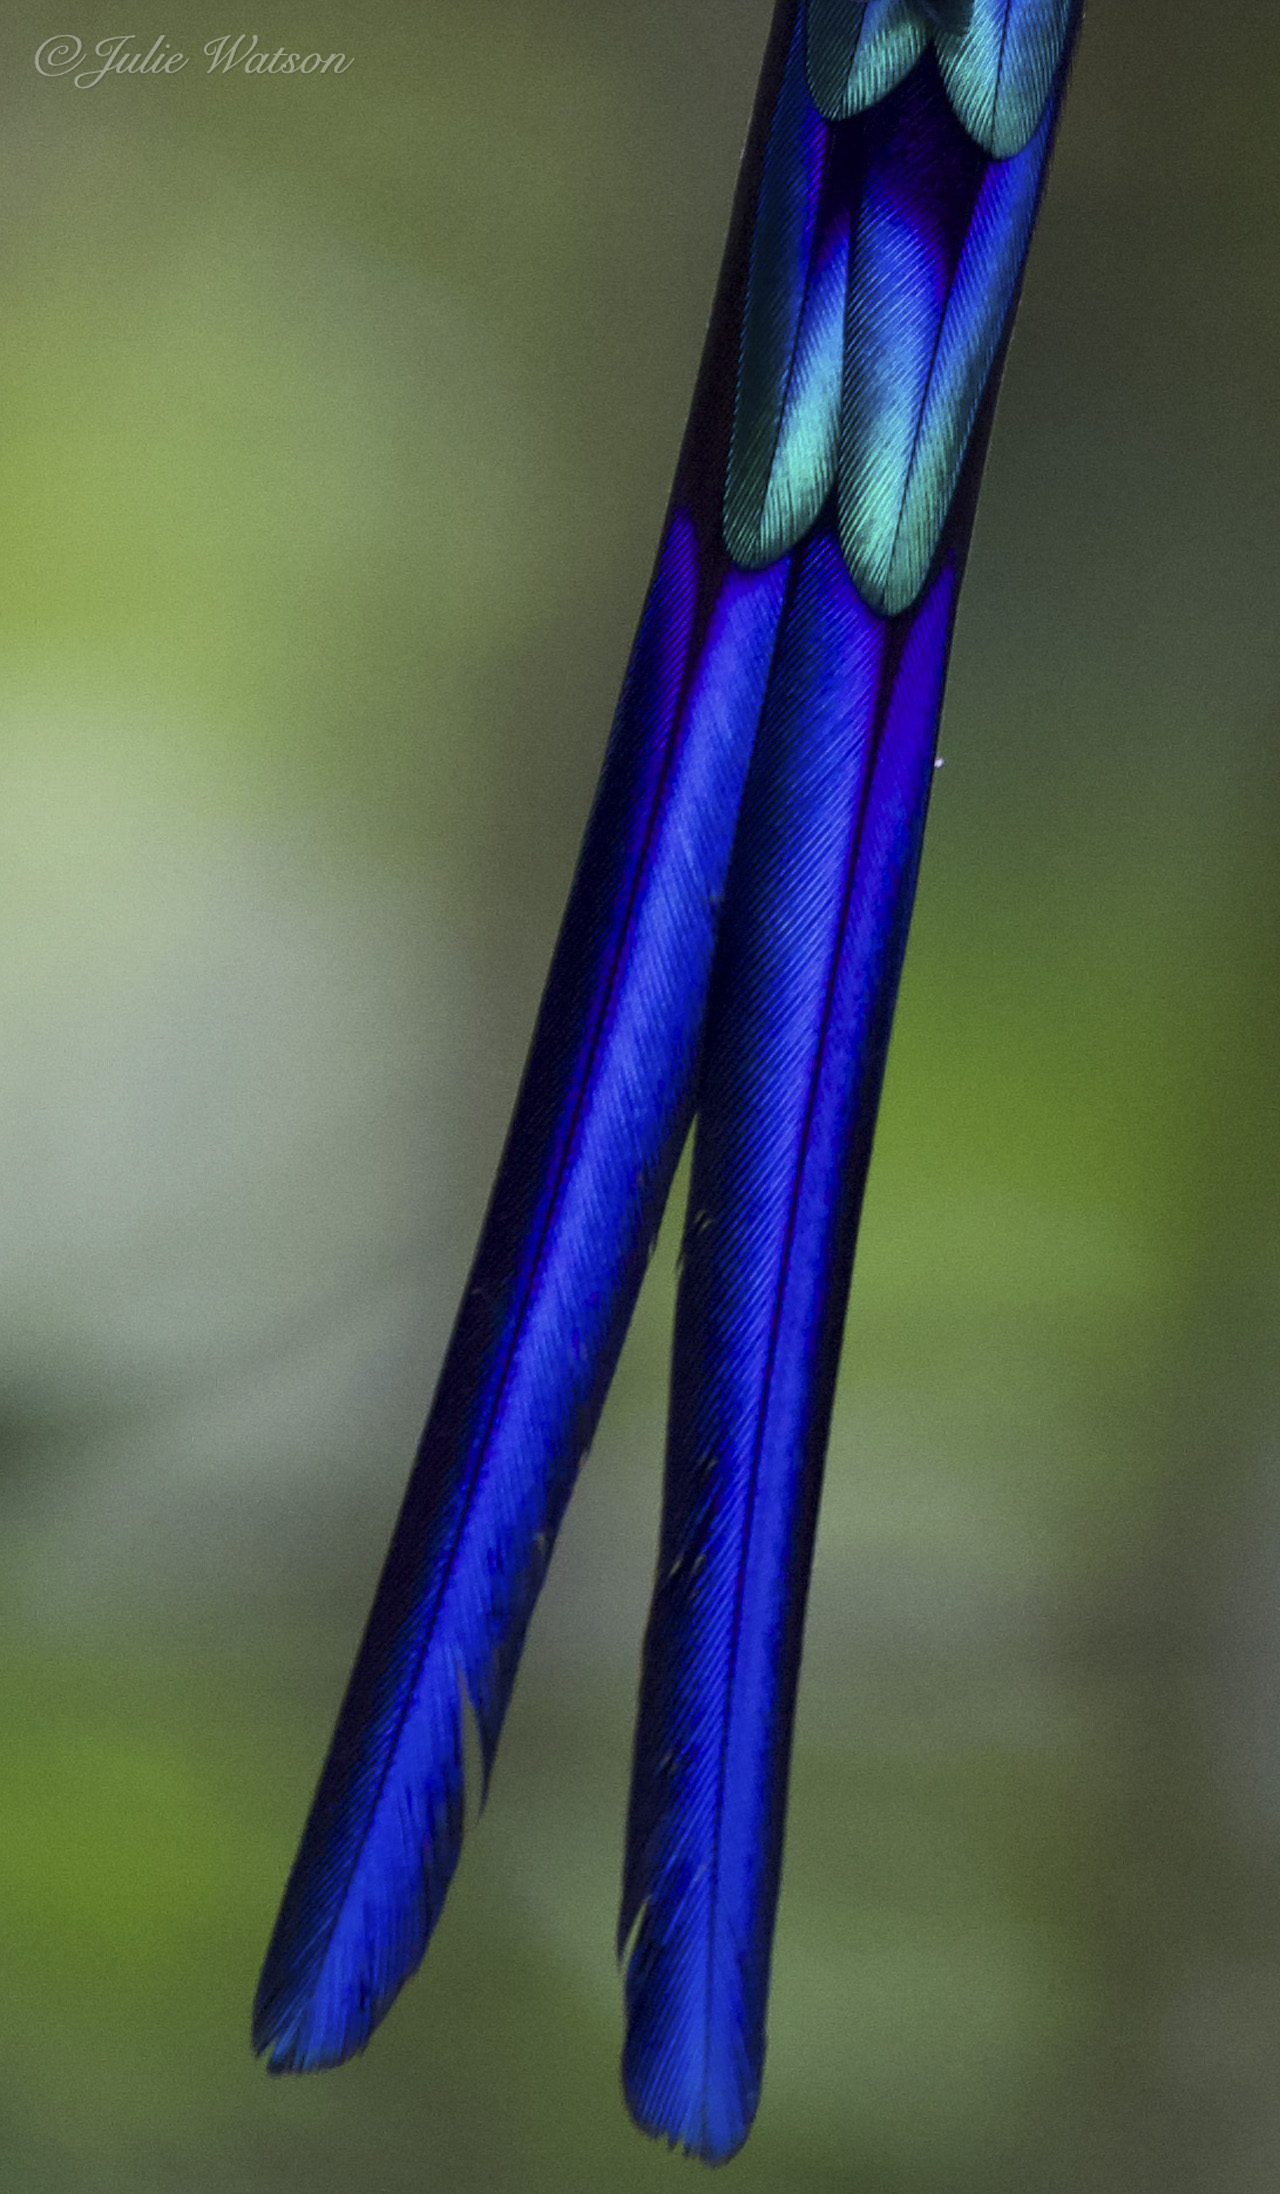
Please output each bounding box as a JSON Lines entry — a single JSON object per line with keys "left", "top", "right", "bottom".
{"left": 806, "top": 0, "right": 930, "bottom": 120}
{"left": 807, "top": 0, "right": 1071, "bottom": 153}
{"left": 723, "top": 22, "right": 844, "bottom": 567}
{"left": 936, "top": 0, "right": 1077, "bottom": 156}
{"left": 839, "top": 72, "right": 1053, "bottom": 611}
{"left": 255, "top": 0, "right": 1082, "bottom": 2156}
{"left": 621, "top": 0, "right": 1080, "bottom": 2161}
{"left": 729, "top": 2, "right": 1070, "bottom": 614}
{"left": 253, "top": 513, "right": 790, "bottom": 2069}
{"left": 621, "top": 541, "right": 958, "bottom": 2160}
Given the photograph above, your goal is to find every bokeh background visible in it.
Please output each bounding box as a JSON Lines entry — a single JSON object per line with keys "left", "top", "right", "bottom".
{"left": 0, "top": 3, "right": 1276, "bottom": 2187}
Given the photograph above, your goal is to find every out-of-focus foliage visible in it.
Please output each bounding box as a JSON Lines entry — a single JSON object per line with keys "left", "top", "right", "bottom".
{"left": 0, "top": 1, "right": 1277, "bottom": 2188}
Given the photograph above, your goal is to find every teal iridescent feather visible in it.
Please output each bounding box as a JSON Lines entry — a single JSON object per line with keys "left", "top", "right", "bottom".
{"left": 806, "top": 0, "right": 927, "bottom": 121}
{"left": 937, "top": 0, "right": 1077, "bottom": 156}
{"left": 732, "top": 0, "right": 1079, "bottom": 614}
{"left": 724, "top": 19, "right": 845, "bottom": 568}
{"left": 839, "top": 77, "right": 1053, "bottom": 612}
{"left": 807, "top": 1, "right": 1070, "bottom": 151}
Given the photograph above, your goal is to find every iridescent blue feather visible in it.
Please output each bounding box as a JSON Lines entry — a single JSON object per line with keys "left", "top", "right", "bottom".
{"left": 253, "top": 517, "right": 790, "bottom": 2068}
{"left": 839, "top": 68, "right": 1054, "bottom": 612}
{"left": 621, "top": 542, "right": 958, "bottom": 2160}
{"left": 255, "top": 0, "right": 1081, "bottom": 2156}
{"left": 620, "top": 0, "right": 1080, "bottom": 2161}
{"left": 724, "top": 20, "right": 844, "bottom": 566}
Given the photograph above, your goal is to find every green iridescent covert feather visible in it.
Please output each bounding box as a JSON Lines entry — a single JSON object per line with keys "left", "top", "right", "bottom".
{"left": 838, "top": 99, "right": 1050, "bottom": 611}
{"left": 806, "top": 0, "right": 1069, "bottom": 150}
{"left": 806, "top": 0, "right": 927, "bottom": 119}
{"left": 723, "top": 29, "right": 847, "bottom": 567}
{"left": 724, "top": 0, "right": 1077, "bottom": 617}
{"left": 936, "top": 0, "right": 1076, "bottom": 156}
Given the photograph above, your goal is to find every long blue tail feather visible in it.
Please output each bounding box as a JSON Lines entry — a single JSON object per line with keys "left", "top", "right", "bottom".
{"left": 253, "top": 514, "right": 790, "bottom": 2068}
{"left": 619, "top": 0, "right": 1081, "bottom": 2161}
{"left": 620, "top": 536, "right": 959, "bottom": 2161}
{"left": 255, "top": 0, "right": 1082, "bottom": 2149}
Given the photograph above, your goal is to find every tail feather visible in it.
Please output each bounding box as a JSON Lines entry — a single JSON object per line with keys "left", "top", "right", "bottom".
{"left": 618, "top": 0, "right": 1082, "bottom": 2158}
{"left": 253, "top": 511, "right": 790, "bottom": 2071}
{"left": 620, "top": 535, "right": 958, "bottom": 2163}
{"left": 254, "top": 0, "right": 1083, "bottom": 2147}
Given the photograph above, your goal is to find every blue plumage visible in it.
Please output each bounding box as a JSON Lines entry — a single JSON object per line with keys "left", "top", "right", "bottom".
{"left": 255, "top": 0, "right": 1081, "bottom": 2158}
{"left": 725, "top": 17, "right": 841, "bottom": 566}
{"left": 840, "top": 66, "right": 1055, "bottom": 611}
{"left": 620, "top": 540, "right": 959, "bottom": 2160}
{"left": 254, "top": 514, "right": 791, "bottom": 2068}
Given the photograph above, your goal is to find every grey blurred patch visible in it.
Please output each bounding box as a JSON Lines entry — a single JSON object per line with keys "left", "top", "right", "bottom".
{"left": 0, "top": 697, "right": 472, "bottom": 1625}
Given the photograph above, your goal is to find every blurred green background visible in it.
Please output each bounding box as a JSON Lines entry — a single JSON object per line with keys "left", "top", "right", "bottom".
{"left": 0, "top": 2, "right": 1276, "bottom": 2187}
